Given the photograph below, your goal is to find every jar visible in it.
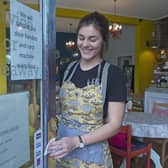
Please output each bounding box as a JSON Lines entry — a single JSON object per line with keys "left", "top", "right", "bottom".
{"left": 160, "top": 76, "right": 167, "bottom": 88}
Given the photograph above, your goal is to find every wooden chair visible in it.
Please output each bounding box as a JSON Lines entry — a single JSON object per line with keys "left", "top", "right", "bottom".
{"left": 108, "top": 125, "right": 152, "bottom": 168}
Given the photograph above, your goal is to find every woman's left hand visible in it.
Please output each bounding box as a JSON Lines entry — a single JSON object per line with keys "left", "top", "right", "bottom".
{"left": 48, "top": 136, "right": 78, "bottom": 159}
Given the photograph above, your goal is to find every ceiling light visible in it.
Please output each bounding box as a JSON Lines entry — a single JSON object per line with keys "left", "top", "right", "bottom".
{"left": 65, "top": 23, "right": 75, "bottom": 49}
{"left": 109, "top": 0, "right": 122, "bottom": 38}
{"left": 66, "top": 40, "right": 75, "bottom": 49}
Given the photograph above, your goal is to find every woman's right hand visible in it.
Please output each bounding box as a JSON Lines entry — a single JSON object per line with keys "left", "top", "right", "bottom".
{"left": 48, "top": 136, "right": 79, "bottom": 159}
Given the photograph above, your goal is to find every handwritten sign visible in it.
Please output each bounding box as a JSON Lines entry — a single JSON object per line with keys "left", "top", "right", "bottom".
{"left": 0, "top": 92, "right": 30, "bottom": 168}
{"left": 10, "top": 0, "right": 42, "bottom": 80}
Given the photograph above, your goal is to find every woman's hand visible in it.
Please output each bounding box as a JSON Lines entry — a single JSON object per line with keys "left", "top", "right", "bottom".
{"left": 48, "top": 136, "right": 79, "bottom": 159}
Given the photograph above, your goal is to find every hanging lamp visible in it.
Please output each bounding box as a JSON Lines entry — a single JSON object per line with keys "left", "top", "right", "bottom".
{"left": 109, "top": 0, "right": 122, "bottom": 38}
{"left": 65, "top": 23, "right": 75, "bottom": 49}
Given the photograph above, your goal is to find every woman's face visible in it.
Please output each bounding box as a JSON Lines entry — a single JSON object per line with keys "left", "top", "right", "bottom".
{"left": 77, "top": 24, "right": 103, "bottom": 61}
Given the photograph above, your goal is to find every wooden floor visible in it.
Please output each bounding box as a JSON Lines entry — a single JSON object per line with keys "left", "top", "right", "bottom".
{"left": 113, "top": 143, "right": 168, "bottom": 168}
{"left": 113, "top": 157, "right": 162, "bottom": 168}
{"left": 130, "top": 156, "right": 167, "bottom": 168}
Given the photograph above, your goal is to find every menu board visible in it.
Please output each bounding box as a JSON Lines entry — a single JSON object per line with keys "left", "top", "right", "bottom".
{"left": 0, "top": 92, "right": 30, "bottom": 168}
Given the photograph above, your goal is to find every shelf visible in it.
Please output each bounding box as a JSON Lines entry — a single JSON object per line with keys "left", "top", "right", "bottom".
{"left": 146, "top": 87, "right": 168, "bottom": 93}
{"left": 154, "top": 71, "right": 168, "bottom": 75}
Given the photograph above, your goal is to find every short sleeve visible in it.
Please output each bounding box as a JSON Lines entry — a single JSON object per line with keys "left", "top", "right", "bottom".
{"left": 106, "top": 65, "right": 127, "bottom": 102}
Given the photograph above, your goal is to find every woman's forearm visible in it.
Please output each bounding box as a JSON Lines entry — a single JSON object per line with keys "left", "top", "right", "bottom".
{"left": 82, "top": 120, "right": 121, "bottom": 145}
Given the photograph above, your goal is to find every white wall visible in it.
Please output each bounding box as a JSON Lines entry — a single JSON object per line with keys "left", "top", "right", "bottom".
{"left": 104, "top": 25, "right": 135, "bottom": 67}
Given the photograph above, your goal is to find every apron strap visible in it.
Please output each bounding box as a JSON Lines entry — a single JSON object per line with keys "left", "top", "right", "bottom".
{"left": 101, "top": 62, "right": 110, "bottom": 104}
{"left": 63, "top": 61, "right": 78, "bottom": 82}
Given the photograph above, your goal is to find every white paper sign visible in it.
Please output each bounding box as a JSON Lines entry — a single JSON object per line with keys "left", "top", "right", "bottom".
{"left": 34, "top": 129, "right": 43, "bottom": 168}
{"left": 0, "top": 92, "right": 30, "bottom": 168}
{"left": 10, "top": 0, "right": 42, "bottom": 80}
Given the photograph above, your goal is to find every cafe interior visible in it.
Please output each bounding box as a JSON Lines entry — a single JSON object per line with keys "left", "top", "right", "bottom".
{"left": 0, "top": 0, "right": 168, "bottom": 168}
{"left": 55, "top": 2, "right": 168, "bottom": 167}
{"left": 56, "top": 2, "right": 168, "bottom": 167}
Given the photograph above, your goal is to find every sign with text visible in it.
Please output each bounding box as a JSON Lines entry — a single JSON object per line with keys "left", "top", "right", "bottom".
{"left": 34, "top": 129, "right": 43, "bottom": 168}
{"left": 10, "top": 0, "right": 42, "bottom": 80}
{"left": 0, "top": 92, "right": 30, "bottom": 168}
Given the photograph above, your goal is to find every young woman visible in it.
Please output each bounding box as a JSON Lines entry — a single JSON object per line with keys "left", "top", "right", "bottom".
{"left": 48, "top": 11, "right": 126, "bottom": 168}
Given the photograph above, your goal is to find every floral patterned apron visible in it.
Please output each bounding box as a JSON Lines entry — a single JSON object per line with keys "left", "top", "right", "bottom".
{"left": 56, "top": 62, "right": 113, "bottom": 168}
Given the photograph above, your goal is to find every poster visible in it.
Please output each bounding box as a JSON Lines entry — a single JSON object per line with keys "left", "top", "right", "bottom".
{"left": 10, "top": 0, "right": 42, "bottom": 80}
{"left": 0, "top": 92, "right": 30, "bottom": 168}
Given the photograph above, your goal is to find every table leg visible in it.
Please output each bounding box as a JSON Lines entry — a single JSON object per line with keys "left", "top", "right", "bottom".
{"left": 151, "top": 148, "right": 163, "bottom": 168}
{"left": 120, "top": 159, "right": 126, "bottom": 168}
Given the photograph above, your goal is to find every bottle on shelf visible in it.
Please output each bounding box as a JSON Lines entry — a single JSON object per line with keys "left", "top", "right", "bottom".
{"left": 160, "top": 76, "right": 168, "bottom": 88}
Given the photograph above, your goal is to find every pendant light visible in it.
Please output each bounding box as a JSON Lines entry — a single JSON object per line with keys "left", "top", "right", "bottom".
{"left": 65, "top": 23, "right": 75, "bottom": 49}
{"left": 109, "top": 0, "right": 122, "bottom": 38}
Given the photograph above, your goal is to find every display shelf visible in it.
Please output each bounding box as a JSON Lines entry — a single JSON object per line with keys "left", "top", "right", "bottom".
{"left": 154, "top": 71, "right": 168, "bottom": 75}
{"left": 152, "top": 65, "right": 168, "bottom": 88}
